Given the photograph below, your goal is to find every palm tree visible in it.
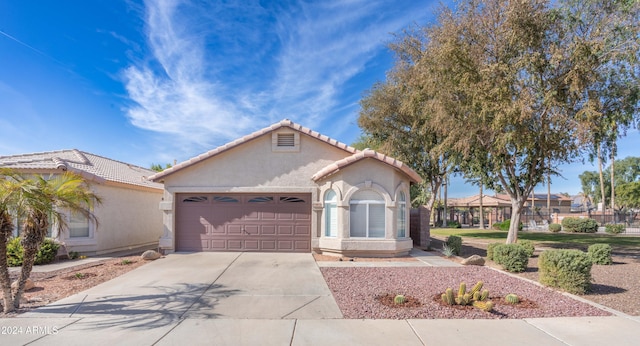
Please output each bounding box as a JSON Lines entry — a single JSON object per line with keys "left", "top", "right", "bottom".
{"left": 0, "top": 169, "right": 24, "bottom": 312}
{"left": 5, "top": 172, "right": 101, "bottom": 311}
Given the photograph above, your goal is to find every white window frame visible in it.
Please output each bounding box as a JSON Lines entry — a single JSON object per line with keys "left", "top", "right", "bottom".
{"left": 324, "top": 190, "right": 338, "bottom": 237}
{"left": 397, "top": 191, "right": 407, "bottom": 238}
{"left": 349, "top": 190, "right": 386, "bottom": 238}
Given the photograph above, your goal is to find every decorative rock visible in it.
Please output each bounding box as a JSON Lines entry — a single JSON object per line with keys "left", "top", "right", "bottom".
{"left": 11, "top": 278, "right": 35, "bottom": 291}
{"left": 461, "top": 255, "right": 485, "bottom": 266}
{"left": 141, "top": 250, "right": 161, "bottom": 260}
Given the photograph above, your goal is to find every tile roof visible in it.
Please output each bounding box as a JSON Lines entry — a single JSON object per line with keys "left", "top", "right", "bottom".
{"left": 0, "top": 149, "right": 163, "bottom": 190}
{"left": 149, "top": 119, "right": 361, "bottom": 181}
{"left": 312, "top": 149, "right": 422, "bottom": 184}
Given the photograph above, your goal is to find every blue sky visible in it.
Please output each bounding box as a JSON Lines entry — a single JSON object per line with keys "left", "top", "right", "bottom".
{"left": 0, "top": 0, "right": 636, "bottom": 198}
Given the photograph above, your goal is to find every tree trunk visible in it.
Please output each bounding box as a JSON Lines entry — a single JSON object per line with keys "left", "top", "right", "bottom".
{"left": 0, "top": 212, "right": 14, "bottom": 313}
{"left": 420, "top": 179, "right": 442, "bottom": 248}
{"left": 610, "top": 150, "right": 616, "bottom": 223}
{"left": 598, "top": 146, "right": 606, "bottom": 224}
{"left": 479, "top": 184, "right": 485, "bottom": 229}
{"left": 547, "top": 173, "right": 551, "bottom": 220}
{"left": 13, "top": 242, "right": 38, "bottom": 309}
{"left": 443, "top": 175, "right": 448, "bottom": 226}
{"left": 506, "top": 195, "right": 526, "bottom": 244}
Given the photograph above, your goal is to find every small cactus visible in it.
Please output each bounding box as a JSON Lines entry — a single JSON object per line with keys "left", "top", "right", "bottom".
{"left": 457, "top": 282, "right": 466, "bottom": 298}
{"left": 469, "top": 281, "right": 483, "bottom": 296}
{"left": 473, "top": 300, "right": 494, "bottom": 312}
{"left": 505, "top": 294, "right": 520, "bottom": 304}
{"left": 394, "top": 295, "right": 407, "bottom": 304}
{"left": 442, "top": 288, "right": 455, "bottom": 305}
{"left": 480, "top": 289, "right": 489, "bottom": 301}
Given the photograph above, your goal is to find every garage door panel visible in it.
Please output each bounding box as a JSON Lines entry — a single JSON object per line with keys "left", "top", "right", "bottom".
{"left": 176, "top": 193, "right": 311, "bottom": 252}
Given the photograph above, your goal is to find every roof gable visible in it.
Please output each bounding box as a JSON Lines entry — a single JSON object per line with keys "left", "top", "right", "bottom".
{"left": 312, "top": 149, "right": 422, "bottom": 184}
{"left": 149, "top": 119, "right": 359, "bottom": 181}
{"left": 0, "top": 149, "right": 162, "bottom": 190}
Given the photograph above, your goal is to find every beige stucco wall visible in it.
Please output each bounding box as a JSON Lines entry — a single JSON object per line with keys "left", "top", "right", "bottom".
{"left": 63, "top": 183, "right": 163, "bottom": 255}
{"left": 157, "top": 129, "right": 414, "bottom": 256}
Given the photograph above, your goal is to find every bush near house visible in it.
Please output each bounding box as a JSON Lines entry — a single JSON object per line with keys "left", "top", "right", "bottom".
{"left": 604, "top": 224, "right": 625, "bottom": 235}
{"left": 6, "top": 237, "right": 60, "bottom": 267}
{"left": 447, "top": 220, "right": 462, "bottom": 228}
{"left": 549, "top": 223, "right": 562, "bottom": 232}
{"left": 588, "top": 244, "right": 613, "bottom": 265}
{"left": 445, "top": 235, "right": 462, "bottom": 256}
{"left": 539, "top": 249, "right": 592, "bottom": 294}
{"left": 561, "top": 217, "right": 598, "bottom": 233}
{"left": 486, "top": 242, "right": 501, "bottom": 261}
{"left": 492, "top": 219, "right": 523, "bottom": 232}
{"left": 493, "top": 244, "right": 528, "bottom": 273}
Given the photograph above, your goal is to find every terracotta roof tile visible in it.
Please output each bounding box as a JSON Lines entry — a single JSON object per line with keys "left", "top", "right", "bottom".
{"left": 0, "top": 149, "right": 162, "bottom": 190}
{"left": 149, "top": 119, "right": 360, "bottom": 181}
{"left": 312, "top": 149, "right": 422, "bottom": 184}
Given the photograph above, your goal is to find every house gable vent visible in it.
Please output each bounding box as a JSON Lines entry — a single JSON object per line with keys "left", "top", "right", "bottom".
{"left": 272, "top": 132, "right": 300, "bottom": 152}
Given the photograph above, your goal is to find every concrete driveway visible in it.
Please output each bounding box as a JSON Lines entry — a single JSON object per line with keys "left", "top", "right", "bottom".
{"left": 22, "top": 252, "right": 343, "bottom": 322}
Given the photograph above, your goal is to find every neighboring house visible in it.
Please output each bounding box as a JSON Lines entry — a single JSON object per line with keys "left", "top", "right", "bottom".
{"left": 149, "top": 120, "right": 422, "bottom": 257}
{"left": 0, "top": 149, "right": 164, "bottom": 255}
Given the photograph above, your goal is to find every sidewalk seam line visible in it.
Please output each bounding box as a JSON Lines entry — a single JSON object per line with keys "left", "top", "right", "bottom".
{"left": 281, "top": 296, "right": 322, "bottom": 319}
{"left": 289, "top": 319, "right": 298, "bottom": 346}
{"left": 405, "top": 320, "right": 426, "bottom": 346}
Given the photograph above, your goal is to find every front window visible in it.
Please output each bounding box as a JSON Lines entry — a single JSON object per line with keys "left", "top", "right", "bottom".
{"left": 397, "top": 191, "right": 406, "bottom": 238}
{"left": 324, "top": 190, "right": 337, "bottom": 237}
{"left": 350, "top": 190, "right": 385, "bottom": 238}
{"left": 68, "top": 211, "right": 90, "bottom": 238}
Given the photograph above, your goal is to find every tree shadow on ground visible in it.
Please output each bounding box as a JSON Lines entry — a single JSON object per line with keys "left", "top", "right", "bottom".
{"left": 588, "top": 284, "right": 627, "bottom": 295}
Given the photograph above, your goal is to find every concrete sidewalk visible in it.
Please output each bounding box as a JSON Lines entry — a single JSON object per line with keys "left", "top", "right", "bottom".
{"left": 1, "top": 250, "right": 639, "bottom": 345}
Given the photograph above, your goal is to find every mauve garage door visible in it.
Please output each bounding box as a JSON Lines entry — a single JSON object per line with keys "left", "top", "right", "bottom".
{"left": 175, "top": 193, "right": 311, "bottom": 252}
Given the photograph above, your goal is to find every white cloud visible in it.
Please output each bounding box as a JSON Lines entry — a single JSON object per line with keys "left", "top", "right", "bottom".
{"left": 123, "top": 0, "right": 434, "bottom": 156}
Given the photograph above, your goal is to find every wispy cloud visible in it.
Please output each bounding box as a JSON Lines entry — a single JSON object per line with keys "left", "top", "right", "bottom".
{"left": 123, "top": 0, "right": 433, "bottom": 157}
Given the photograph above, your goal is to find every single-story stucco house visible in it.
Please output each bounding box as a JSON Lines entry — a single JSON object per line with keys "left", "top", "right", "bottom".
{"left": 0, "top": 149, "right": 164, "bottom": 255}
{"left": 149, "top": 120, "right": 422, "bottom": 257}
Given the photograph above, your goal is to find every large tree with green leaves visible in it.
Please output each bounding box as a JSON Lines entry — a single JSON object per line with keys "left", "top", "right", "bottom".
{"left": 358, "top": 31, "right": 452, "bottom": 245}
{"left": 419, "top": 0, "right": 584, "bottom": 243}
{"left": 0, "top": 171, "right": 101, "bottom": 312}
{"left": 580, "top": 156, "right": 640, "bottom": 209}
{"left": 563, "top": 0, "right": 640, "bottom": 215}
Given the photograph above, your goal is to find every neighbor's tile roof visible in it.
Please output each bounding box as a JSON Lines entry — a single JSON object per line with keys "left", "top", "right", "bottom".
{"left": 312, "top": 149, "right": 422, "bottom": 184}
{"left": 0, "top": 149, "right": 162, "bottom": 190}
{"left": 149, "top": 119, "right": 361, "bottom": 182}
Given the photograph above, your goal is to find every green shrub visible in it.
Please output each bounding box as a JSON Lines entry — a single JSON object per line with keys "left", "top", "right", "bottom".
{"left": 6, "top": 237, "right": 23, "bottom": 267}
{"left": 561, "top": 217, "right": 598, "bottom": 233}
{"left": 604, "top": 224, "right": 625, "bottom": 235}
{"left": 493, "top": 244, "right": 528, "bottom": 273}
{"left": 5, "top": 237, "right": 60, "bottom": 267}
{"left": 486, "top": 242, "right": 501, "bottom": 261}
{"left": 549, "top": 223, "right": 562, "bottom": 232}
{"left": 518, "top": 240, "right": 535, "bottom": 258}
{"left": 588, "top": 244, "right": 612, "bottom": 265}
{"left": 492, "top": 222, "right": 502, "bottom": 230}
{"left": 539, "top": 249, "right": 592, "bottom": 294}
{"left": 447, "top": 220, "right": 462, "bottom": 228}
{"left": 498, "top": 219, "right": 523, "bottom": 232}
{"left": 445, "top": 235, "right": 462, "bottom": 256}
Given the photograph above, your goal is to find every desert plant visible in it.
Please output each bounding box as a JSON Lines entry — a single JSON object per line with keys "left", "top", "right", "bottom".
{"left": 441, "top": 281, "right": 490, "bottom": 312}
{"left": 394, "top": 295, "right": 407, "bottom": 304}
{"left": 604, "top": 224, "right": 625, "bottom": 235}
{"left": 120, "top": 259, "right": 133, "bottom": 265}
{"left": 472, "top": 300, "right": 494, "bottom": 312}
{"left": 441, "top": 244, "right": 455, "bottom": 257}
{"left": 539, "top": 249, "right": 592, "bottom": 294}
{"left": 549, "top": 223, "right": 562, "bottom": 232}
{"left": 74, "top": 272, "right": 85, "bottom": 279}
{"left": 518, "top": 240, "right": 535, "bottom": 258}
{"left": 505, "top": 294, "right": 520, "bottom": 304}
{"left": 561, "top": 217, "right": 598, "bottom": 233}
{"left": 445, "top": 235, "right": 462, "bottom": 256}
{"left": 588, "top": 244, "right": 612, "bottom": 265}
{"left": 493, "top": 244, "right": 528, "bottom": 273}
{"left": 69, "top": 251, "right": 79, "bottom": 259}
{"left": 486, "top": 242, "right": 500, "bottom": 261}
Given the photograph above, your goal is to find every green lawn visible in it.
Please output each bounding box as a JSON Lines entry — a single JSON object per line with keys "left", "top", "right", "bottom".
{"left": 430, "top": 228, "right": 640, "bottom": 252}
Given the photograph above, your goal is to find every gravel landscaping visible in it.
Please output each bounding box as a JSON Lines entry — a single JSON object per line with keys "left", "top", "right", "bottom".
{"left": 321, "top": 266, "right": 611, "bottom": 319}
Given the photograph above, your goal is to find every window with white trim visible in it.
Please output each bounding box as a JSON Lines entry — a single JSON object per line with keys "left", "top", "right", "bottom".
{"left": 324, "top": 190, "right": 337, "bottom": 237}
{"left": 349, "top": 190, "right": 385, "bottom": 238}
{"left": 68, "top": 210, "right": 90, "bottom": 238}
{"left": 397, "top": 191, "right": 406, "bottom": 238}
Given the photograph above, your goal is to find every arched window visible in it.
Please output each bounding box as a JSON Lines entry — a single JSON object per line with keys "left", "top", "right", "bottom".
{"left": 324, "top": 190, "right": 337, "bottom": 237}
{"left": 350, "top": 190, "right": 385, "bottom": 238}
{"left": 397, "top": 191, "right": 406, "bottom": 238}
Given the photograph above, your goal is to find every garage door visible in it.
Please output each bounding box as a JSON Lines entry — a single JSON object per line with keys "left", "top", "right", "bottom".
{"left": 175, "top": 193, "right": 311, "bottom": 252}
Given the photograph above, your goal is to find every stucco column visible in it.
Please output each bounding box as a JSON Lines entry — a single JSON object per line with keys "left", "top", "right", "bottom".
{"left": 158, "top": 192, "right": 174, "bottom": 253}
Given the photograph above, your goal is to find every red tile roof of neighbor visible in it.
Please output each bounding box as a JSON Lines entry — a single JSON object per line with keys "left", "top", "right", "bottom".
{"left": 149, "top": 119, "right": 422, "bottom": 184}
{"left": 0, "top": 149, "right": 163, "bottom": 190}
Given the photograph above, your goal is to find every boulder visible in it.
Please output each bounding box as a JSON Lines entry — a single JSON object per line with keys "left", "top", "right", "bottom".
{"left": 11, "top": 278, "right": 35, "bottom": 291}
{"left": 141, "top": 250, "right": 161, "bottom": 261}
{"left": 461, "top": 255, "right": 485, "bottom": 266}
